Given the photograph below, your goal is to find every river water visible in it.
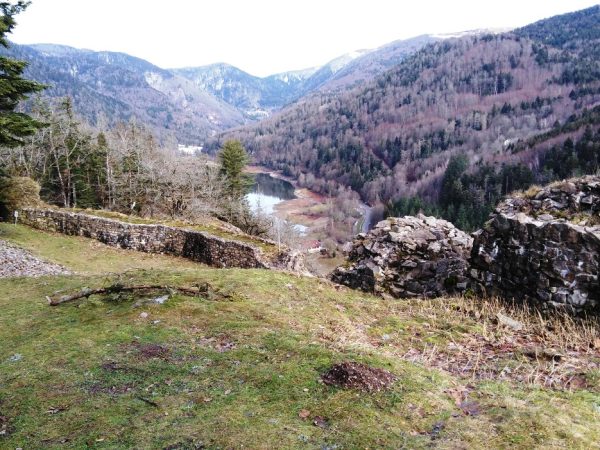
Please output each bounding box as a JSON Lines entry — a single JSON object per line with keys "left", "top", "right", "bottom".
{"left": 246, "top": 173, "right": 296, "bottom": 215}
{"left": 246, "top": 173, "right": 309, "bottom": 234}
{"left": 247, "top": 171, "right": 373, "bottom": 237}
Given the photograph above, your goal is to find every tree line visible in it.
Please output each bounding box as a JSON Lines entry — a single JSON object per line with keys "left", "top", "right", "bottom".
{"left": 387, "top": 124, "right": 600, "bottom": 231}
{"left": 0, "top": 96, "right": 268, "bottom": 236}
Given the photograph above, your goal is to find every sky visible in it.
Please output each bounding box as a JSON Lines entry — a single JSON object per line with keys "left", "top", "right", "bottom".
{"left": 10, "top": 0, "right": 600, "bottom": 77}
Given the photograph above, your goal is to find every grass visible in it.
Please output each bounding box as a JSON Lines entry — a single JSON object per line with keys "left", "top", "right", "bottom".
{"left": 0, "top": 224, "right": 599, "bottom": 449}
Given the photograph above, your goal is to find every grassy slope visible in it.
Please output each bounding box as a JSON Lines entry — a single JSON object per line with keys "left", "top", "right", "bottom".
{"left": 0, "top": 224, "right": 599, "bottom": 449}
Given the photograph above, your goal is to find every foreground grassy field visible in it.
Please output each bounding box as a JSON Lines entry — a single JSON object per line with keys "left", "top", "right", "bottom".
{"left": 0, "top": 223, "right": 599, "bottom": 449}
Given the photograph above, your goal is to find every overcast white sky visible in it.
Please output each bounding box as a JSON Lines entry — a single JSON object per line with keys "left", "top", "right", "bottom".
{"left": 10, "top": 0, "right": 600, "bottom": 77}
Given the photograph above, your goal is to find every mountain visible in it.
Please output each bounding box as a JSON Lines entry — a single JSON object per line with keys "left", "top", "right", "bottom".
{"left": 295, "top": 49, "right": 372, "bottom": 94}
{"left": 171, "top": 35, "right": 439, "bottom": 118}
{"left": 211, "top": 6, "right": 600, "bottom": 229}
{"left": 315, "top": 35, "right": 440, "bottom": 92}
{"left": 4, "top": 34, "right": 436, "bottom": 141}
{"left": 171, "top": 63, "right": 317, "bottom": 119}
{"left": 1, "top": 43, "right": 246, "bottom": 144}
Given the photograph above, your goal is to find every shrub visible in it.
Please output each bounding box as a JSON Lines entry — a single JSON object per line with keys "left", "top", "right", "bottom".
{"left": 0, "top": 176, "right": 42, "bottom": 218}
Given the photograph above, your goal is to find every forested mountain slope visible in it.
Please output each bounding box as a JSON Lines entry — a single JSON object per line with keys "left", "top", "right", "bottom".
{"left": 1, "top": 44, "right": 247, "bottom": 144}
{"left": 317, "top": 35, "right": 439, "bottom": 92}
{"left": 172, "top": 35, "right": 438, "bottom": 118}
{"left": 214, "top": 6, "right": 600, "bottom": 229}
{"left": 3, "top": 34, "right": 437, "bottom": 143}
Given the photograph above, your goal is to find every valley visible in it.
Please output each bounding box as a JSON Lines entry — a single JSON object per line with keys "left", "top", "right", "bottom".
{"left": 246, "top": 166, "right": 370, "bottom": 274}
{"left": 2, "top": 3, "right": 600, "bottom": 448}
{"left": 2, "top": 5, "right": 600, "bottom": 248}
{"left": 216, "top": 5, "right": 600, "bottom": 231}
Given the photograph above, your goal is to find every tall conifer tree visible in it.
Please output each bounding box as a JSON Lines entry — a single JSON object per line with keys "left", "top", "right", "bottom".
{"left": 0, "top": 1, "right": 45, "bottom": 148}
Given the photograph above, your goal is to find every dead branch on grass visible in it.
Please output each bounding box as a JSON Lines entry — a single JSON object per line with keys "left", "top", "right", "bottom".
{"left": 46, "top": 281, "right": 220, "bottom": 306}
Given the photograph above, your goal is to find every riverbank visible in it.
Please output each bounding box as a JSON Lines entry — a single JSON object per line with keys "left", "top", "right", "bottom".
{"left": 246, "top": 165, "right": 330, "bottom": 239}
{"left": 245, "top": 166, "right": 345, "bottom": 275}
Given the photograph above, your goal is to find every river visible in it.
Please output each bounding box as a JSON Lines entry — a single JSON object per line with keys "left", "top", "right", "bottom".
{"left": 246, "top": 173, "right": 296, "bottom": 215}
{"left": 246, "top": 171, "right": 373, "bottom": 238}
{"left": 354, "top": 204, "right": 374, "bottom": 234}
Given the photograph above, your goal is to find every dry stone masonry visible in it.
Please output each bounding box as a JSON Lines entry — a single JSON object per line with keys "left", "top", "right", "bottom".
{"left": 470, "top": 176, "right": 600, "bottom": 314}
{"left": 19, "top": 208, "right": 302, "bottom": 271}
{"left": 330, "top": 214, "right": 473, "bottom": 298}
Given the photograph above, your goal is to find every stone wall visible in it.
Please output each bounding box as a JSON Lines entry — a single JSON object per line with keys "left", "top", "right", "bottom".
{"left": 19, "top": 208, "right": 294, "bottom": 270}
{"left": 330, "top": 215, "right": 473, "bottom": 298}
{"left": 470, "top": 177, "right": 600, "bottom": 313}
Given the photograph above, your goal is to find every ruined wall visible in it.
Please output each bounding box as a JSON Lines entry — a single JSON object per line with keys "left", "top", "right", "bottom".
{"left": 470, "top": 177, "right": 600, "bottom": 314}
{"left": 20, "top": 208, "right": 277, "bottom": 269}
{"left": 328, "top": 178, "right": 600, "bottom": 315}
{"left": 330, "top": 215, "right": 473, "bottom": 298}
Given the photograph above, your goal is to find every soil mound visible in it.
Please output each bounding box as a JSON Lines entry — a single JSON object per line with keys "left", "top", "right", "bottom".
{"left": 322, "top": 362, "right": 396, "bottom": 392}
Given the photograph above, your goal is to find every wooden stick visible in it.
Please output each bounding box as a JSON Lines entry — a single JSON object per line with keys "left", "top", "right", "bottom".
{"left": 46, "top": 283, "right": 207, "bottom": 306}
{"left": 136, "top": 396, "right": 159, "bottom": 408}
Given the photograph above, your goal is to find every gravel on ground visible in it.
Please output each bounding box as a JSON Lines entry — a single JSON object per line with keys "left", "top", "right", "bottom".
{"left": 0, "top": 239, "right": 71, "bottom": 278}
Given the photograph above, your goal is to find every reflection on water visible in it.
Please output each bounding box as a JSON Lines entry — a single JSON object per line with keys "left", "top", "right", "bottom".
{"left": 246, "top": 173, "right": 296, "bottom": 215}
{"left": 246, "top": 173, "right": 307, "bottom": 235}
{"left": 253, "top": 173, "right": 296, "bottom": 199}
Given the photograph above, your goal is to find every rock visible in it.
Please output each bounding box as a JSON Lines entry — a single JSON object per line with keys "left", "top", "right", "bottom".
{"left": 7, "top": 353, "right": 23, "bottom": 362}
{"left": 496, "top": 313, "right": 524, "bottom": 331}
{"left": 330, "top": 214, "right": 473, "bottom": 298}
{"left": 471, "top": 176, "right": 600, "bottom": 314}
{"left": 153, "top": 295, "right": 169, "bottom": 304}
{"left": 139, "top": 312, "right": 149, "bottom": 319}
{"left": 0, "top": 240, "right": 70, "bottom": 278}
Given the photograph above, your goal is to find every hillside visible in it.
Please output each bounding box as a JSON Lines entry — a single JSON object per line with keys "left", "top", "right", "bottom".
{"left": 318, "top": 35, "right": 439, "bottom": 92}
{"left": 172, "top": 35, "right": 438, "bottom": 118}
{"left": 213, "top": 6, "right": 600, "bottom": 229}
{"left": 0, "top": 34, "right": 437, "bottom": 145}
{"left": 171, "top": 63, "right": 317, "bottom": 119}
{"left": 1, "top": 223, "right": 599, "bottom": 448}
{"left": 0, "top": 43, "right": 246, "bottom": 144}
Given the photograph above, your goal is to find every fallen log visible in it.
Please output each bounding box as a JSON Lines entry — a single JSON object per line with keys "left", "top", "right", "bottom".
{"left": 46, "top": 283, "right": 208, "bottom": 306}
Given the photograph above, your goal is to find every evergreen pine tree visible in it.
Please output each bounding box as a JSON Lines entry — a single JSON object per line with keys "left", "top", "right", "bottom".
{"left": 0, "top": 1, "right": 45, "bottom": 148}
{"left": 218, "top": 140, "right": 252, "bottom": 199}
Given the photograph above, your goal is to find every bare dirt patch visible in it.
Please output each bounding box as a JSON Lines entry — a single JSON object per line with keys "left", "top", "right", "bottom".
{"left": 322, "top": 361, "right": 396, "bottom": 392}
{"left": 134, "top": 343, "right": 171, "bottom": 359}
